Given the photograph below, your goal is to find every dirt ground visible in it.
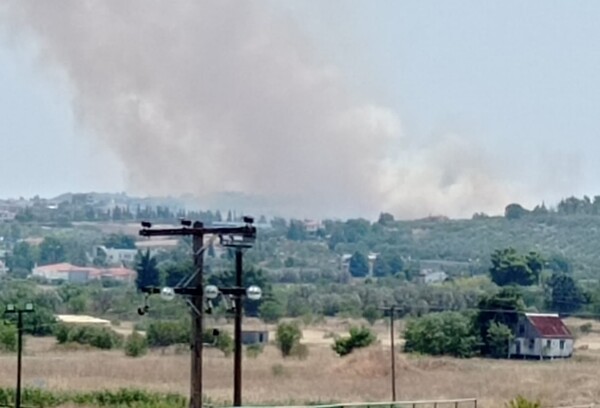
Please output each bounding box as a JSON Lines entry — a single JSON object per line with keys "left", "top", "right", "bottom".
{"left": 1, "top": 317, "right": 599, "bottom": 408}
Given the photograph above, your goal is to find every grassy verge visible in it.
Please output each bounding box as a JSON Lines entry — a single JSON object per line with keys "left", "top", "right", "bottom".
{"left": 0, "top": 388, "right": 188, "bottom": 408}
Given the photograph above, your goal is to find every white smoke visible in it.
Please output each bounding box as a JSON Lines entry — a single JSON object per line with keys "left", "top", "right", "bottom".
{"left": 0, "top": 0, "right": 517, "bottom": 219}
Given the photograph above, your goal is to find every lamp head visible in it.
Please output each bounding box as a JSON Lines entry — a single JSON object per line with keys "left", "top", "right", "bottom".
{"left": 160, "top": 287, "right": 176, "bottom": 301}
{"left": 246, "top": 285, "right": 262, "bottom": 301}
{"left": 204, "top": 285, "right": 220, "bottom": 300}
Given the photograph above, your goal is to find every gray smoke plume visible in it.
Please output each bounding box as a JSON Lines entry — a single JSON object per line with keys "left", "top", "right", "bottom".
{"left": 0, "top": 0, "right": 518, "bottom": 219}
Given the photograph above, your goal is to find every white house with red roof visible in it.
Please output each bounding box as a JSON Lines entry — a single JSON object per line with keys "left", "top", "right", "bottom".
{"left": 509, "top": 313, "right": 574, "bottom": 359}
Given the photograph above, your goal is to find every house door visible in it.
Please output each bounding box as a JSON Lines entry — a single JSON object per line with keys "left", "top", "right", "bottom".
{"left": 515, "top": 340, "right": 521, "bottom": 355}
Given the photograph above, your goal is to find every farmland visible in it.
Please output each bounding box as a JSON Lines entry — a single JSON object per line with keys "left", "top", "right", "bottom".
{"left": 2, "top": 318, "right": 600, "bottom": 408}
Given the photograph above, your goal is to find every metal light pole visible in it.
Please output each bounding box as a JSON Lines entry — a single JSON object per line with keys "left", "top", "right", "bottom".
{"left": 138, "top": 218, "right": 257, "bottom": 408}
{"left": 4, "top": 303, "right": 34, "bottom": 408}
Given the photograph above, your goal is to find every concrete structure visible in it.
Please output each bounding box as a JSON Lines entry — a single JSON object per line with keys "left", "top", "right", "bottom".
{"left": 509, "top": 313, "right": 574, "bottom": 359}
{"left": 417, "top": 269, "right": 448, "bottom": 284}
{"left": 0, "top": 210, "right": 16, "bottom": 222}
{"left": 241, "top": 330, "right": 269, "bottom": 345}
{"left": 56, "top": 314, "right": 111, "bottom": 326}
{"left": 93, "top": 245, "right": 138, "bottom": 266}
{"left": 32, "top": 262, "right": 136, "bottom": 284}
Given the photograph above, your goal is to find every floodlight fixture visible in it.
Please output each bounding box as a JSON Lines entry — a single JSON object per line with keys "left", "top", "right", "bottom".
{"left": 204, "top": 285, "right": 220, "bottom": 300}
{"left": 24, "top": 303, "right": 34, "bottom": 312}
{"left": 5, "top": 304, "right": 15, "bottom": 313}
{"left": 160, "top": 287, "right": 176, "bottom": 301}
{"left": 246, "top": 286, "right": 262, "bottom": 301}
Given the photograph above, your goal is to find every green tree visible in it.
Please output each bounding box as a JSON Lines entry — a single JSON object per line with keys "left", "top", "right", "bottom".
{"left": 546, "top": 273, "right": 586, "bottom": 313}
{"left": 124, "top": 331, "right": 148, "bottom": 357}
{"left": 0, "top": 322, "right": 17, "bottom": 352}
{"left": 504, "top": 203, "right": 529, "bottom": 219}
{"left": 474, "top": 287, "right": 524, "bottom": 356}
{"left": 489, "top": 248, "right": 539, "bottom": 286}
{"left": 362, "top": 305, "right": 382, "bottom": 325}
{"left": 349, "top": 251, "right": 369, "bottom": 278}
{"left": 38, "top": 237, "right": 67, "bottom": 265}
{"left": 403, "top": 312, "right": 479, "bottom": 358}
{"left": 486, "top": 321, "right": 513, "bottom": 358}
{"left": 103, "top": 233, "right": 136, "bottom": 249}
{"left": 162, "top": 260, "right": 193, "bottom": 288}
{"left": 332, "top": 326, "right": 377, "bottom": 356}
{"left": 286, "top": 220, "right": 307, "bottom": 241}
{"left": 259, "top": 300, "right": 284, "bottom": 323}
{"left": 135, "top": 250, "right": 160, "bottom": 291}
{"left": 275, "top": 321, "right": 303, "bottom": 357}
{"left": 6, "top": 241, "right": 36, "bottom": 273}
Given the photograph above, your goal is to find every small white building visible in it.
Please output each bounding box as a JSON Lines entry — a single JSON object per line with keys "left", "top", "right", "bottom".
{"left": 0, "top": 260, "right": 7, "bottom": 276}
{"left": 510, "top": 313, "right": 574, "bottom": 359}
{"left": 93, "top": 245, "right": 138, "bottom": 266}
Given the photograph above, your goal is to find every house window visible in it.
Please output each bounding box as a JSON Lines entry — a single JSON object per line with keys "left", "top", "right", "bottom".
{"left": 546, "top": 340, "right": 551, "bottom": 348}
{"left": 560, "top": 340, "right": 565, "bottom": 350}
{"left": 529, "top": 339, "right": 535, "bottom": 349}
{"left": 518, "top": 324, "right": 525, "bottom": 335}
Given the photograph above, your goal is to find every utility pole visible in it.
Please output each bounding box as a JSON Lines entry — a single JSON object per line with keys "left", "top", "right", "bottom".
{"left": 379, "top": 305, "right": 399, "bottom": 402}
{"left": 233, "top": 249, "right": 243, "bottom": 407}
{"left": 190, "top": 222, "right": 204, "bottom": 408}
{"left": 138, "top": 219, "right": 256, "bottom": 408}
{"left": 4, "top": 303, "right": 34, "bottom": 408}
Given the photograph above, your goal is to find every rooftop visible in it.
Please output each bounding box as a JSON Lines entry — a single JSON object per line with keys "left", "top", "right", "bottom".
{"left": 525, "top": 313, "right": 572, "bottom": 339}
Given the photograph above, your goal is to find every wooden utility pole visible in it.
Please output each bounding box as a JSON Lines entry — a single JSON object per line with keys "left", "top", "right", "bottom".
{"left": 380, "top": 305, "right": 400, "bottom": 402}
{"left": 190, "top": 223, "right": 204, "bottom": 408}
{"left": 139, "top": 219, "right": 256, "bottom": 408}
{"left": 233, "top": 249, "right": 243, "bottom": 407}
{"left": 4, "top": 303, "right": 34, "bottom": 408}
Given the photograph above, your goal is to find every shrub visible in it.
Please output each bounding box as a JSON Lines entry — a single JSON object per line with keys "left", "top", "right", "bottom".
{"left": 403, "top": 312, "right": 479, "bottom": 358}
{"left": 580, "top": 322, "right": 593, "bottom": 334}
{"left": 0, "top": 323, "right": 17, "bottom": 352}
{"left": 487, "top": 322, "right": 513, "bottom": 358}
{"left": 54, "top": 324, "right": 123, "bottom": 350}
{"left": 332, "top": 326, "right": 376, "bottom": 356}
{"left": 246, "top": 344, "right": 263, "bottom": 359}
{"left": 275, "top": 321, "right": 303, "bottom": 357}
{"left": 506, "top": 396, "right": 541, "bottom": 408}
{"left": 146, "top": 320, "right": 190, "bottom": 348}
{"left": 125, "top": 331, "right": 148, "bottom": 357}
{"left": 203, "top": 329, "right": 233, "bottom": 356}
{"left": 259, "top": 300, "right": 284, "bottom": 324}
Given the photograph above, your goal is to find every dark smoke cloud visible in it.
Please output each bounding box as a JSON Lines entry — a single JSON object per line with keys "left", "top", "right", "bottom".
{"left": 1, "top": 0, "right": 518, "bottom": 219}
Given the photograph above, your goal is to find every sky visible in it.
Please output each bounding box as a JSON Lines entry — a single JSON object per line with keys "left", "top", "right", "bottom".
{"left": 0, "top": 1, "right": 599, "bottom": 219}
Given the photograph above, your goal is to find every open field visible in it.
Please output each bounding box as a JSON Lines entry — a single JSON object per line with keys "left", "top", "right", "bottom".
{"left": 1, "top": 318, "right": 600, "bottom": 408}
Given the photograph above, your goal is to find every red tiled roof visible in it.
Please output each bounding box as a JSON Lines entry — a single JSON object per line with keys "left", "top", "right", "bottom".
{"left": 526, "top": 314, "right": 572, "bottom": 339}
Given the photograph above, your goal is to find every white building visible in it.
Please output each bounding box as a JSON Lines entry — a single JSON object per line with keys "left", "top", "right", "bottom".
{"left": 93, "top": 245, "right": 138, "bottom": 266}
{"left": 509, "top": 313, "right": 574, "bottom": 359}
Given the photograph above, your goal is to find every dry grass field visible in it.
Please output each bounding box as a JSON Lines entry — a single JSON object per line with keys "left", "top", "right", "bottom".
{"left": 1, "top": 318, "right": 600, "bottom": 408}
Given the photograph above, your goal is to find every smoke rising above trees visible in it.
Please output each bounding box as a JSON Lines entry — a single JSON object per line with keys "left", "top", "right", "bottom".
{"left": 1, "top": 1, "right": 516, "bottom": 219}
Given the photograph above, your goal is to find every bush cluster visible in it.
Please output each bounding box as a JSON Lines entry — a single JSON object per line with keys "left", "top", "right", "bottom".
{"left": 55, "top": 324, "right": 123, "bottom": 350}
{"left": 332, "top": 326, "right": 376, "bottom": 356}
